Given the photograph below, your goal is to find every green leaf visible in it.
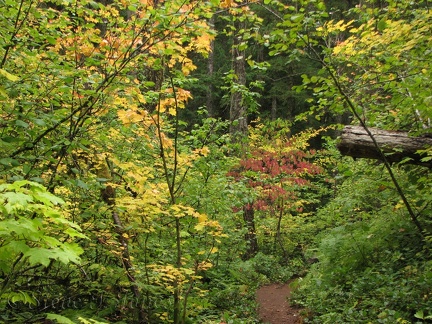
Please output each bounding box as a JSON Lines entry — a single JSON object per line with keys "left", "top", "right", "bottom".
{"left": 421, "top": 156, "right": 432, "bottom": 162}
{"left": 24, "top": 247, "right": 54, "bottom": 267}
{"left": 290, "top": 14, "right": 303, "bottom": 23}
{"left": 33, "top": 190, "right": 64, "bottom": 206}
{"left": 15, "top": 120, "right": 29, "bottom": 128}
{"left": 8, "top": 180, "right": 32, "bottom": 189}
{"left": 76, "top": 179, "right": 89, "bottom": 190}
{"left": 78, "top": 317, "right": 109, "bottom": 324}
{"left": 43, "top": 236, "right": 62, "bottom": 247}
{"left": 2, "top": 136, "right": 23, "bottom": 144}
{"left": 6, "top": 240, "right": 30, "bottom": 254}
{"left": 0, "top": 86, "right": 8, "bottom": 98}
{"left": 32, "top": 118, "right": 46, "bottom": 126}
{"left": 4, "top": 291, "right": 37, "bottom": 305}
{"left": 377, "top": 18, "right": 387, "bottom": 32}
{"left": 46, "top": 314, "right": 76, "bottom": 324}
{"left": 0, "top": 158, "right": 19, "bottom": 167}
{"left": 0, "top": 68, "right": 19, "bottom": 81}
{"left": 65, "top": 227, "right": 87, "bottom": 238}
{"left": 414, "top": 310, "right": 424, "bottom": 319}
{"left": 399, "top": 157, "right": 413, "bottom": 164}
{"left": 1, "top": 192, "right": 34, "bottom": 212}
{"left": 58, "top": 242, "right": 84, "bottom": 264}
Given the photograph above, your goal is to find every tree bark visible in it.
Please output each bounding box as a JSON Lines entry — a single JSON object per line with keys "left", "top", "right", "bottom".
{"left": 337, "top": 125, "right": 432, "bottom": 167}
{"left": 101, "top": 185, "right": 148, "bottom": 323}
{"left": 271, "top": 96, "right": 277, "bottom": 121}
{"left": 242, "top": 205, "right": 258, "bottom": 260}
{"left": 229, "top": 20, "right": 248, "bottom": 140}
{"left": 206, "top": 16, "right": 215, "bottom": 117}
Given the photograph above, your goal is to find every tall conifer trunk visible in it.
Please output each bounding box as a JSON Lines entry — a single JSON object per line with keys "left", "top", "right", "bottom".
{"left": 229, "top": 20, "right": 248, "bottom": 140}
{"left": 229, "top": 19, "right": 259, "bottom": 258}
{"left": 271, "top": 97, "right": 277, "bottom": 121}
{"left": 206, "top": 16, "right": 215, "bottom": 117}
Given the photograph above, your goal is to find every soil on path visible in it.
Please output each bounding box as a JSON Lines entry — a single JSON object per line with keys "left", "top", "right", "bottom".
{"left": 256, "top": 283, "right": 302, "bottom": 324}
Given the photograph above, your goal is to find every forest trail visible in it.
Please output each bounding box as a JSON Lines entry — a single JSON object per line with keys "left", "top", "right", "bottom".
{"left": 256, "top": 283, "right": 302, "bottom": 324}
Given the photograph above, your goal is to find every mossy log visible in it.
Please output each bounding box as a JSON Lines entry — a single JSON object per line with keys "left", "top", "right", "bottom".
{"left": 337, "top": 125, "right": 432, "bottom": 168}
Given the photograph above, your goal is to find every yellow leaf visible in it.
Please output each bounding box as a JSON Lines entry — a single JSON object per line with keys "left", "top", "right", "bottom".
{"left": 136, "top": 93, "right": 146, "bottom": 104}
{"left": 181, "top": 58, "right": 197, "bottom": 76}
{"left": 197, "top": 261, "right": 212, "bottom": 270}
{"left": 195, "top": 223, "right": 205, "bottom": 231}
{"left": 221, "top": 0, "right": 235, "bottom": 8}
{"left": 197, "top": 213, "right": 207, "bottom": 223}
{"left": 117, "top": 109, "right": 143, "bottom": 125}
{"left": 193, "top": 146, "right": 210, "bottom": 157}
{"left": 81, "top": 43, "right": 95, "bottom": 56}
{"left": 394, "top": 201, "right": 404, "bottom": 210}
{"left": 182, "top": 268, "right": 194, "bottom": 275}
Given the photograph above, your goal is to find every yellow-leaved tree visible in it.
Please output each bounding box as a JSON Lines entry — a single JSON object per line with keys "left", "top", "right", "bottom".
{"left": 0, "top": 0, "right": 238, "bottom": 323}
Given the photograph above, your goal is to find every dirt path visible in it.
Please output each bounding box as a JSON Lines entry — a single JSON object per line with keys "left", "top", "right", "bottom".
{"left": 256, "top": 283, "right": 302, "bottom": 324}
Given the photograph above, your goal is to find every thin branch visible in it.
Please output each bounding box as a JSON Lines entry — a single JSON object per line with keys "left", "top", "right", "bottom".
{"left": 0, "top": 0, "right": 34, "bottom": 68}
{"left": 170, "top": 77, "right": 179, "bottom": 196}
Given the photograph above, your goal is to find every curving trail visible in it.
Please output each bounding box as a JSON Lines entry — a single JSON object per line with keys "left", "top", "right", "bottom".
{"left": 256, "top": 283, "right": 302, "bottom": 324}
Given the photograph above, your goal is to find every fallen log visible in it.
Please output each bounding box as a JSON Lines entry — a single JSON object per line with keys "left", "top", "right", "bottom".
{"left": 337, "top": 125, "right": 432, "bottom": 168}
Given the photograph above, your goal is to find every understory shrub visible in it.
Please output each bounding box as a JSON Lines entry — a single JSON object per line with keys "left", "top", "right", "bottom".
{"left": 292, "top": 161, "right": 432, "bottom": 323}
{"left": 250, "top": 252, "right": 296, "bottom": 283}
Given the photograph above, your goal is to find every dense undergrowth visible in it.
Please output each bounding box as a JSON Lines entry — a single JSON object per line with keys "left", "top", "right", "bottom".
{"left": 2, "top": 129, "right": 431, "bottom": 324}
{"left": 291, "top": 160, "right": 432, "bottom": 323}
{"left": 193, "top": 151, "right": 432, "bottom": 324}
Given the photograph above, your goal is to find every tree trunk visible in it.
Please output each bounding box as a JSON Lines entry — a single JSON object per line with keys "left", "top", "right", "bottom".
{"left": 274, "top": 199, "right": 287, "bottom": 258}
{"left": 206, "top": 16, "right": 215, "bottom": 117}
{"left": 271, "top": 96, "right": 277, "bottom": 121}
{"left": 229, "top": 20, "right": 248, "bottom": 140}
{"left": 101, "top": 185, "right": 148, "bottom": 323}
{"left": 337, "top": 125, "right": 432, "bottom": 167}
{"left": 243, "top": 205, "right": 258, "bottom": 260}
